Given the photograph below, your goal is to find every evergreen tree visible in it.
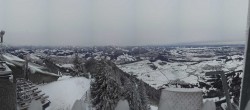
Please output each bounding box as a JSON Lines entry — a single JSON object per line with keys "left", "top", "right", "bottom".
{"left": 138, "top": 80, "right": 150, "bottom": 110}
{"left": 73, "top": 52, "right": 87, "bottom": 77}
{"left": 126, "top": 77, "right": 142, "bottom": 110}
{"left": 90, "top": 65, "right": 120, "bottom": 110}
{"left": 88, "top": 59, "right": 156, "bottom": 110}
{"left": 73, "top": 52, "right": 80, "bottom": 76}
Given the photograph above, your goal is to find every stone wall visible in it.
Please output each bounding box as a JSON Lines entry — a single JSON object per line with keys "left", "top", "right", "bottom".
{"left": 0, "top": 78, "right": 16, "bottom": 110}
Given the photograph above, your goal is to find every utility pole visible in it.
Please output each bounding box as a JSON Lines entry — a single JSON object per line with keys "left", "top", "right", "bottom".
{"left": 0, "top": 30, "right": 5, "bottom": 58}
{"left": 206, "top": 71, "right": 232, "bottom": 110}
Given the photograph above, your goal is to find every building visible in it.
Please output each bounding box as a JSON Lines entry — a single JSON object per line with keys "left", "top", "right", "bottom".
{"left": 0, "top": 62, "right": 17, "bottom": 110}
{"left": 3, "top": 53, "right": 60, "bottom": 84}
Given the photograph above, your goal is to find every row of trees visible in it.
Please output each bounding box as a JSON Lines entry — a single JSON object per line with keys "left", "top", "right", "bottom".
{"left": 90, "top": 65, "right": 120, "bottom": 110}
{"left": 89, "top": 59, "right": 150, "bottom": 110}
{"left": 125, "top": 79, "right": 151, "bottom": 110}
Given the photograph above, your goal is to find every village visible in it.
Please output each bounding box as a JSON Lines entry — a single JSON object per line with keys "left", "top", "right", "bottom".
{"left": 0, "top": 0, "right": 248, "bottom": 109}
{"left": 0, "top": 35, "right": 245, "bottom": 110}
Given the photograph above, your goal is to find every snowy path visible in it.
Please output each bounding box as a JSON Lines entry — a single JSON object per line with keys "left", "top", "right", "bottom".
{"left": 38, "top": 76, "right": 90, "bottom": 110}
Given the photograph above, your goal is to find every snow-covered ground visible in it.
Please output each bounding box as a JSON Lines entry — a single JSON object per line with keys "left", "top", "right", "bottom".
{"left": 118, "top": 60, "right": 198, "bottom": 88}
{"left": 118, "top": 60, "right": 170, "bottom": 88}
{"left": 57, "top": 64, "right": 74, "bottom": 69}
{"left": 150, "top": 105, "right": 158, "bottom": 110}
{"left": 115, "top": 54, "right": 136, "bottom": 64}
{"left": 115, "top": 100, "right": 130, "bottom": 110}
{"left": 29, "top": 54, "right": 41, "bottom": 61}
{"left": 118, "top": 55, "right": 243, "bottom": 89}
{"left": 38, "top": 76, "right": 90, "bottom": 110}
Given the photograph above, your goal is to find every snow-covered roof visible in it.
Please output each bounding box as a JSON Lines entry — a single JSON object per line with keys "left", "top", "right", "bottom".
{"left": 3, "top": 53, "right": 25, "bottom": 62}
{"left": 3, "top": 53, "right": 59, "bottom": 77}
{"left": 5, "top": 61, "right": 15, "bottom": 67}
{"left": 29, "top": 63, "right": 60, "bottom": 77}
{"left": 3, "top": 53, "right": 25, "bottom": 67}
{"left": 0, "top": 63, "right": 12, "bottom": 76}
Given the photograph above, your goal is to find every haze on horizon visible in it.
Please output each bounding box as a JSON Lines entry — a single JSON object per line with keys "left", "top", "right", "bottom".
{"left": 0, "top": 0, "right": 248, "bottom": 46}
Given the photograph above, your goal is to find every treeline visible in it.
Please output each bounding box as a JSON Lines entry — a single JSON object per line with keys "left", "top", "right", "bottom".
{"left": 85, "top": 59, "right": 160, "bottom": 110}
{"left": 120, "top": 70, "right": 161, "bottom": 105}
{"left": 100, "top": 59, "right": 160, "bottom": 105}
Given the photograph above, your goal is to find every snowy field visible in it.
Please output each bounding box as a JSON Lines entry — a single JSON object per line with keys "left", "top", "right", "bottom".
{"left": 38, "top": 76, "right": 90, "bottom": 110}
{"left": 118, "top": 55, "right": 243, "bottom": 89}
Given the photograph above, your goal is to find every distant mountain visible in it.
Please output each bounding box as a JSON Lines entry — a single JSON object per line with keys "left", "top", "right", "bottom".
{"left": 173, "top": 40, "right": 246, "bottom": 46}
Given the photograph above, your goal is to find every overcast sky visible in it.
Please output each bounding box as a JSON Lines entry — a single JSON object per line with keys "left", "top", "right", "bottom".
{"left": 0, "top": 0, "right": 248, "bottom": 46}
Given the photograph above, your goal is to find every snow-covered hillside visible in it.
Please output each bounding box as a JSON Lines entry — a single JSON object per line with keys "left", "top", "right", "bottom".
{"left": 118, "top": 55, "right": 243, "bottom": 89}
{"left": 38, "top": 76, "right": 90, "bottom": 110}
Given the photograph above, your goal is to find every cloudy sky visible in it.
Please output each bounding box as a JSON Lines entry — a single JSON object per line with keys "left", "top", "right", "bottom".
{"left": 0, "top": 0, "right": 248, "bottom": 46}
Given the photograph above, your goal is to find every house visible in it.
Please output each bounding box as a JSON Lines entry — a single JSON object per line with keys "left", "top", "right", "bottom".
{"left": 3, "top": 53, "right": 60, "bottom": 84}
